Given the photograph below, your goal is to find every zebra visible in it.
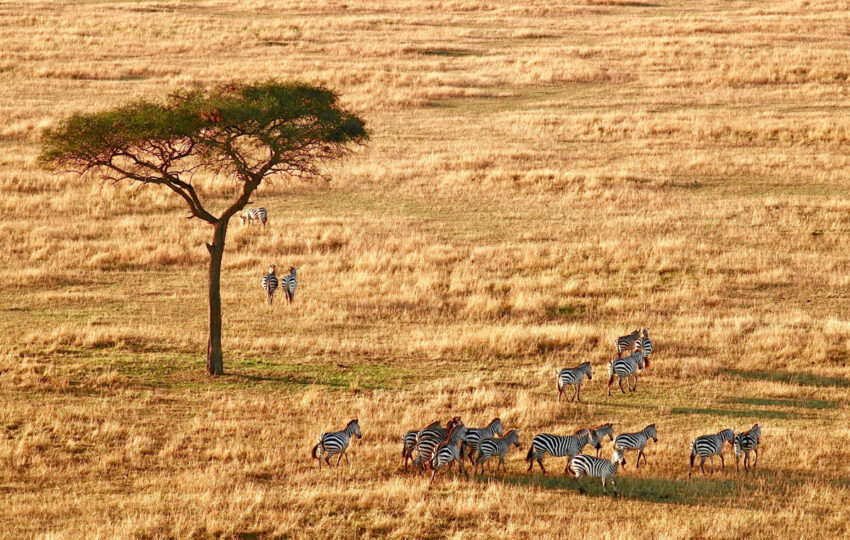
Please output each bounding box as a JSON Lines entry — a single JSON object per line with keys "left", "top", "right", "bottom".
{"left": 462, "top": 418, "right": 503, "bottom": 465}
{"left": 616, "top": 329, "right": 640, "bottom": 357}
{"left": 412, "top": 418, "right": 462, "bottom": 471}
{"left": 735, "top": 424, "right": 762, "bottom": 472}
{"left": 261, "top": 265, "right": 278, "bottom": 305}
{"left": 402, "top": 420, "right": 441, "bottom": 470}
{"left": 590, "top": 423, "right": 615, "bottom": 457}
{"left": 282, "top": 266, "right": 298, "bottom": 304}
{"left": 476, "top": 429, "right": 520, "bottom": 474}
{"left": 607, "top": 349, "right": 645, "bottom": 396}
{"left": 636, "top": 328, "right": 653, "bottom": 368}
{"left": 571, "top": 448, "right": 626, "bottom": 497}
{"left": 689, "top": 428, "right": 735, "bottom": 478}
{"left": 429, "top": 424, "right": 470, "bottom": 483}
{"left": 311, "top": 419, "right": 362, "bottom": 469}
{"left": 556, "top": 362, "right": 592, "bottom": 403}
{"left": 240, "top": 207, "right": 268, "bottom": 227}
{"left": 525, "top": 428, "right": 598, "bottom": 475}
{"left": 614, "top": 424, "right": 658, "bottom": 468}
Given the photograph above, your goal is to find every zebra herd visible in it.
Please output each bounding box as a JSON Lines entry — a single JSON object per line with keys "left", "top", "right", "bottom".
{"left": 309, "top": 329, "right": 765, "bottom": 496}
{"left": 241, "top": 206, "right": 300, "bottom": 306}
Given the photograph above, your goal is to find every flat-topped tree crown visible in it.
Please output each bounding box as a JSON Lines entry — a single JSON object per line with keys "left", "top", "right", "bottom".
{"left": 39, "top": 81, "right": 368, "bottom": 375}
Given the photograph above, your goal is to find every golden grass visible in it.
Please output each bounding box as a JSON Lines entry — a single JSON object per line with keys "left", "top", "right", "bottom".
{"left": 1, "top": 0, "right": 850, "bottom": 537}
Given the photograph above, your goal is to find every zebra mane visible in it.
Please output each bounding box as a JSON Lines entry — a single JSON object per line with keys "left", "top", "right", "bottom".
{"left": 487, "top": 417, "right": 501, "bottom": 427}
{"left": 347, "top": 419, "right": 359, "bottom": 428}
{"left": 592, "top": 422, "right": 612, "bottom": 430}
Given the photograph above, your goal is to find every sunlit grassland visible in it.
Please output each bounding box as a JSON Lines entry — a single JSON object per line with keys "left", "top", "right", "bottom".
{"left": 1, "top": 0, "right": 850, "bottom": 537}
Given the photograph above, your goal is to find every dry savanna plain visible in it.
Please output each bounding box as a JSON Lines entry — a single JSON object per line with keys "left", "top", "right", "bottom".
{"left": 2, "top": 0, "right": 850, "bottom": 537}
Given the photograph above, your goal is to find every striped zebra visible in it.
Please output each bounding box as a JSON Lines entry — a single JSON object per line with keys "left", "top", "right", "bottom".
{"left": 636, "top": 328, "right": 653, "bottom": 368}
{"left": 556, "top": 362, "right": 592, "bottom": 403}
{"left": 462, "top": 418, "right": 503, "bottom": 465}
{"left": 412, "top": 417, "right": 462, "bottom": 471}
{"left": 614, "top": 424, "right": 658, "bottom": 468}
{"left": 689, "top": 428, "right": 735, "bottom": 478}
{"left": 735, "top": 424, "right": 762, "bottom": 472}
{"left": 590, "top": 423, "right": 614, "bottom": 457}
{"left": 240, "top": 207, "right": 268, "bottom": 227}
{"left": 571, "top": 448, "right": 626, "bottom": 497}
{"left": 311, "top": 419, "right": 362, "bottom": 469}
{"left": 282, "top": 266, "right": 298, "bottom": 304}
{"left": 402, "top": 420, "right": 441, "bottom": 470}
{"left": 429, "top": 424, "right": 469, "bottom": 483}
{"left": 476, "top": 429, "right": 520, "bottom": 474}
{"left": 525, "top": 428, "right": 598, "bottom": 475}
{"left": 261, "top": 265, "right": 278, "bottom": 305}
{"left": 616, "top": 329, "right": 640, "bottom": 357}
{"left": 607, "top": 349, "right": 645, "bottom": 396}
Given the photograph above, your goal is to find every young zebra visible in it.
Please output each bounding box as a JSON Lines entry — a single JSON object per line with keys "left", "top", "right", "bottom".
{"left": 311, "top": 419, "right": 362, "bottom": 469}
{"left": 590, "top": 423, "right": 615, "bottom": 457}
{"left": 616, "top": 329, "right": 641, "bottom": 357}
{"left": 614, "top": 424, "right": 658, "bottom": 468}
{"left": 607, "top": 349, "right": 645, "bottom": 396}
{"left": 689, "top": 428, "right": 735, "bottom": 478}
{"left": 462, "top": 418, "right": 503, "bottom": 465}
{"left": 282, "top": 266, "right": 298, "bottom": 304}
{"left": 240, "top": 207, "right": 268, "bottom": 227}
{"left": 402, "top": 420, "right": 441, "bottom": 470}
{"left": 735, "top": 424, "right": 762, "bottom": 472}
{"left": 429, "top": 425, "right": 470, "bottom": 483}
{"left": 261, "top": 265, "right": 278, "bottom": 305}
{"left": 525, "top": 428, "right": 598, "bottom": 475}
{"left": 571, "top": 448, "right": 626, "bottom": 497}
{"left": 556, "top": 362, "right": 593, "bottom": 403}
{"left": 476, "top": 429, "right": 520, "bottom": 474}
{"left": 636, "top": 328, "right": 654, "bottom": 368}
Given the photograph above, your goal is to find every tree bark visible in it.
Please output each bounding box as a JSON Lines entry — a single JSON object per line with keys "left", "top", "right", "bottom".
{"left": 206, "top": 220, "right": 227, "bottom": 376}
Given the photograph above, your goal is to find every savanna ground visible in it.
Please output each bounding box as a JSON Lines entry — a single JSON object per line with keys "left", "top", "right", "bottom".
{"left": 1, "top": 0, "right": 850, "bottom": 537}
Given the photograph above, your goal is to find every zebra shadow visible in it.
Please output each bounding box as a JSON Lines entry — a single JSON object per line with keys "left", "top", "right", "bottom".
{"left": 476, "top": 473, "right": 737, "bottom": 505}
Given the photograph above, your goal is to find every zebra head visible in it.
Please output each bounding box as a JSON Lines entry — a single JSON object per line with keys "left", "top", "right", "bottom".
{"left": 582, "top": 361, "right": 592, "bottom": 380}
{"left": 446, "top": 416, "right": 462, "bottom": 429}
{"left": 642, "top": 328, "right": 650, "bottom": 339}
{"left": 490, "top": 417, "right": 503, "bottom": 436}
{"left": 645, "top": 423, "right": 658, "bottom": 442}
{"left": 347, "top": 419, "right": 362, "bottom": 438}
{"left": 720, "top": 428, "right": 735, "bottom": 445}
{"left": 507, "top": 429, "right": 520, "bottom": 448}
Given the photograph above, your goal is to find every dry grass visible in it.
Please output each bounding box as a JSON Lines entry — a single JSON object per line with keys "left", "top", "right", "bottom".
{"left": 1, "top": 0, "right": 850, "bottom": 537}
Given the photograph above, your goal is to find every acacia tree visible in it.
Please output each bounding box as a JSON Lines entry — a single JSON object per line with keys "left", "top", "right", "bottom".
{"left": 40, "top": 82, "right": 368, "bottom": 375}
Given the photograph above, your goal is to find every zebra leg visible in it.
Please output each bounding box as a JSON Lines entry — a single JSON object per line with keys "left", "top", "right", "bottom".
{"left": 430, "top": 469, "right": 438, "bottom": 484}
{"left": 571, "top": 385, "right": 579, "bottom": 403}
{"left": 325, "top": 456, "right": 332, "bottom": 468}
{"left": 719, "top": 453, "right": 725, "bottom": 471}
{"left": 608, "top": 375, "right": 614, "bottom": 396}
{"left": 700, "top": 456, "right": 707, "bottom": 475}
{"left": 574, "top": 474, "right": 585, "bottom": 493}
{"left": 344, "top": 452, "right": 350, "bottom": 465}
{"left": 538, "top": 458, "right": 547, "bottom": 474}
{"left": 611, "top": 478, "right": 618, "bottom": 497}
{"left": 336, "top": 453, "right": 344, "bottom": 467}
{"left": 618, "top": 377, "right": 626, "bottom": 394}
{"left": 576, "top": 383, "right": 582, "bottom": 403}
{"left": 499, "top": 456, "right": 506, "bottom": 473}
{"left": 753, "top": 447, "right": 758, "bottom": 469}
{"left": 636, "top": 449, "right": 642, "bottom": 469}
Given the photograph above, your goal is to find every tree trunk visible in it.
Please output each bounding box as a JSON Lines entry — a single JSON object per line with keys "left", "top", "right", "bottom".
{"left": 206, "top": 220, "right": 227, "bottom": 376}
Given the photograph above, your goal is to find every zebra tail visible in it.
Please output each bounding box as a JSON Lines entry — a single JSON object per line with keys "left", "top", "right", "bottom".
{"left": 311, "top": 443, "right": 320, "bottom": 460}
{"left": 525, "top": 446, "right": 535, "bottom": 462}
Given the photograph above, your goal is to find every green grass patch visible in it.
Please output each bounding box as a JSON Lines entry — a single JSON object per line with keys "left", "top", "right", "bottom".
{"left": 720, "top": 369, "right": 850, "bottom": 388}
{"left": 672, "top": 407, "right": 794, "bottom": 419}
{"left": 727, "top": 397, "right": 838, "bottom": 410}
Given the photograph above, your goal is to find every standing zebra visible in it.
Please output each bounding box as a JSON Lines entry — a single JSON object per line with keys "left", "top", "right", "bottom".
{"left": 402, "top": 420, "right": 441, "bottom": 470}
{"left": 556, "top": 362, "right": 593, "bottom": 403}
{"left": 571, "top": 448, "right": 626, "bottom": 497}
{"left": 616, "top": 329, "right": 640, "bottom": 357}
{"left": 607, "top": 349, "right": 645, "bottom": 396}
{"left": 412, "top": 418, "right": 462, "bottom": 471}
{"left": 462, "top": 418, "right": 503, "bottom": 465}
{"left": 311, "top": 419, "right": 362, "bottom": 469}
{"left": 735, "top": 424, "right": 762, "bottom": 472}
{"left": 614, "top": 424, "right": 658, "bottom": 468}
{"left": 526, "top": 428, "right": 598, "bottom": 474}
{"left": 261, "top": 264, "right": 278, "bottom": 305}
{"left": 590, "top": 423, "right": 615, "bottom": 457}
{"left": 636, "top": 328, "right": 653, "bottom": 368}
{"left": 476, "top": 430, "right": 521, "bottom": 474}
{"left": 282, "top": 266, "right": 298, "bottom": 304}
{"left": 429, "top": 424, "right": 470, "bottom": 483}
{"left": 240, "top": 207, "right": 268, "bottom": 227}
{"left": 689, "top": 428, "right": 735, "bottom": 478}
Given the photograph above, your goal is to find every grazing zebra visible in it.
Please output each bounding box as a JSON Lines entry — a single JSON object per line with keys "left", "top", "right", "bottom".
{"left": 590, "top": 423, "right": 615, "bottom": 457}
{"left": 689, "top": 428, "right": 735, "bottom": 478}
{"left": 462, "top": 418, "right": 503, "bottom": 465}
{"left": 571, "top": 448, "right": 626, "bottom": 497}
{"left": 616, "top": 329, "right": 640, "bottom": 357}
{"left": 311, "top": 419, "right": 362, "bottom": 469}
{"left": 429, "top": 425, "right": 470, "bottom": 483}
{"left": 556, "top": 362, "right": 593, "bottom": 403}
{"left": 636, "top": 328, "right": 653, "bottom": 368}
{"left": 261, "top": 265, "right": 278, "bottom": 305}
{"left": 282, "top": 266, "right": 298, "bottom": 304}
{"left": 607, "top": 349, "right": 645, "bottom": 396}
{"left": 476, "top": 429, "right": 520, "bottom": 474}
{"left": 402, "top": 420, "right": 441, "bottom": 470}
{"left": 240, "top": 207, "right": 268, "bottom": 227}
{"left": 525, "top": 428, "right": 598, "bottom": 475}
{"left": 614, "top": 424, "right": 658, "bottom": 468}
{"left": 735, "top": 424, "right": 762, "bottom": 472}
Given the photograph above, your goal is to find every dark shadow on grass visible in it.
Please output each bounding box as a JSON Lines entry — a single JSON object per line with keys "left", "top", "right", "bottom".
{"left": 672, "top": 407, "right": 795, "bottom": 419}
{"left": 720, "top": 369, "right": 849, "bottom": 388}
{"left": 726, "top": 397, "right": 838, "bottom": 409}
